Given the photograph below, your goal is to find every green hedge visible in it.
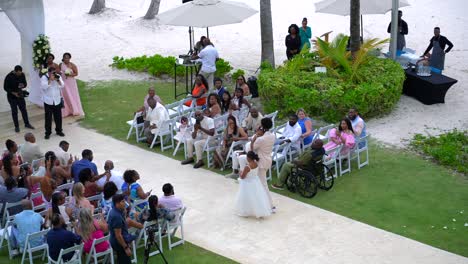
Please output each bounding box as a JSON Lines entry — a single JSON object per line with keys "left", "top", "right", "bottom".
{"left": 411, "top": 130, "right": 468, "bottom": 174}
{"left": 111, "top": 54, "right": 232, "bottom": 78}
{"left": 258, "top": 54, "right": 405, "bottom": 121}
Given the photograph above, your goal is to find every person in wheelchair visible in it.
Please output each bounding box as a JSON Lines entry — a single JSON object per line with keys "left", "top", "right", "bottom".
{"left": 271, "top": 139, "right": 325, "bottom": 190}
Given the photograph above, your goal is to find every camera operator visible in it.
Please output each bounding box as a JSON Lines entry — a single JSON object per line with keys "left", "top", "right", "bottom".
{"left": 3, "top": 65, "right": 34, "bottom": 133}
{"left": 41, "top": 67, "right": 65, "bottom": 139}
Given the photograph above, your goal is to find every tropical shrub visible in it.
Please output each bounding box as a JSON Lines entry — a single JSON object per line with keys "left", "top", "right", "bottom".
{"left": 258, "top": 36, "right": 405, "bottom": 121}
{"left": 411, "top": 130, "right": 468, "bottom": 174}
{"left": 111, "top": 54, "right": 233, "bottom": 78}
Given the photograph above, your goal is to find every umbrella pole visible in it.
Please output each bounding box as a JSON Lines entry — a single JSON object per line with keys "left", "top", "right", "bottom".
{"left": 360, "top": 15, "right": 363, "bottom": 40}
{"left": 189, "top": 26, "right": 193, "bottom": 54}
{"left": 206, "top": 27, "right": 209, "bottom": 38}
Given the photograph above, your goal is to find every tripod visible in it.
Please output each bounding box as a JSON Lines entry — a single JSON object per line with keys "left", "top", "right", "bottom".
{"left": 143, "top": 226, "right": 168, "bottom": 264}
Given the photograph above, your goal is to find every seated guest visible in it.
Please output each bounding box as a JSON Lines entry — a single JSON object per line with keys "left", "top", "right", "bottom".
{"left": 108, "top": 194, "right": 136, "bottom": 264}
{"left": 272, "top": 139, "right": 325, "bottom": 190}
{"left": 159, "top": 183, "right": 183, "bottom": 211}
{"left": 96, "top": 160, "right": 125, "bottom": 189}
{"left": 19, "top": 132, "right": 43, "bottom": 164}
{"left": 144, "top": 97, "right": 170, "bottom": 145}
{"left": 173, "top": 116, "right": 191, "bottom": 144}
{"left": 221, "top": 91, "right": 232, "bottom": 114}
{"left": 56, "top": 140, "right": 72, "bottom": 166}
{"left": 184, "top": 74, "right": 208, "bottom": 107}
{"left": 79, "top": 168, "right": 106, "bottom": 197}
{"left": 230, "top": 88, "right": 251, "bottom": 124}
{"left": 180, "top": 110, "right": 215, "bottom": 169}
{"left": 68, "top": 182, "right": 95, "bottom": 218}
{"left": 348, "top": 108, "right": 367, "bottom": 148}
{"left": 101, "top": 181, "right": 118, "bottom": 217}
{"left": 0, "top": 176, "right": 28, "bottom": 215}
{"left": 12, "top": 200, "right": 44, "bottom": 251}
{"left": 1, "top": 153, "right": 21, "bottom": 180}
{"left": 139, "top": 195, "right": 175, "bottom": 223}
{"left": 235, "top": 75, "right": 250, "bottom": 96}
{"left": 2, "top": 139, "right": 23, "bottom": 164}
{"left": 213, "top": 77, "right": 226, "bottom": 98}
{"left": 45, "top": 192, "right": 73, "bottom": 228}
{"left": 213, "top": 115, "right": 248, "bottom": 168}
{"left": 138, "top": 86, "right": 163, "bottom": 114}
{"left": 47, "top": 213, "right": 82, "bottom": 263}
{"left": 71, "top": 149, "right": 98, "bottom": 182}
{"left": 75, "top": 208, "right": 109, "bottom": 254}
{"left": 324, "top": 118, "right": 356, "bottom": 156}
{"left": 206, "top": 93, "right": 222, "bottom": 118}
{"left": 297, "top": 109, "right": 314, "bottom": 147}
{"left": 241, "top": 107, "right": 264, "bottom": 136}
{"left": 279, "top": 114, "right": 302, "bottom": 152}
{"left": 121, "top": 169, "right": 150, "bottom": 211}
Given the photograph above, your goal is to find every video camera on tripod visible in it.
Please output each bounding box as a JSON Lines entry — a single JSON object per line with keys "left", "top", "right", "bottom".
{"left": 143, "top": 224, "right": 168, "bottom": 264}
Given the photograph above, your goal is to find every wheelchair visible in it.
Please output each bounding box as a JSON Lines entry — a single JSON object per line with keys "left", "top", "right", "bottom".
{"left": 286, "top": 160, "right": 334, "bottom": 198}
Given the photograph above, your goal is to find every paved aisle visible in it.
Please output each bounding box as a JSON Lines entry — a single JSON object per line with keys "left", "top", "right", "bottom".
{"left": 2, "top": 123, "right": 467, "bottom": 264}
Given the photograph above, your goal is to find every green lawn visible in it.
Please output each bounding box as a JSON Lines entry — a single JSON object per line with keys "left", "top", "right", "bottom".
{"left": 73, "top": 80, "right": 468, "bottom": 257}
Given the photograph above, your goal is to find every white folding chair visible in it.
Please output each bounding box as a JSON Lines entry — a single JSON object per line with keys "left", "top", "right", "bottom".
{"left": 263, "top": 110, "right": 278, "bottom": 130}
{"left": 223, "top": 140, "right": 248, "bottom": 170}
{"left": 87, "top": 194, "right": 103, "bottom": 214}
{"left": 323, "top": 144, "right": 343, "bottom": 178}
{"left": 338, "top": 148, "right": 351, "bottom": 176}
{"left": 21, "top": 228, "right": 49, "bottom": 264}
{"left": 313, "top": 124, "right": 335, "bottom": 144}
{"left": 350, "top": 134, "right": 370, "bottom": 169}
{"left": 203, "top": 134, "right": 223, "bottom": 168}
{"left": 142, "top": 220, "right": 165, "bottom": 257}
{"left": 213, "top": 114, "right": 229, "bottom": 134}
{"left": 56, "top": 182, "right": 74, "bottom": 197}
{"left": 149, "top": 119, "right": 175, "bottom": 151}
{"left": 268, "top": 142, "right": 290, "bottom": 180}
{"left": 30, "top": 191, "right": 47, "bottom": 212}
{"left": 48, "top": 243, "right": 83, "bottom": 264}
{"left": 0, "top": 221, "right": 15, "bottom": 258}
{"left": 165, "top": 100, "right": 182, "bottom": 119}
{"left": 163, "top": 207, "right": 186, "bottom": 250}
{"left": 31, "top": 158, "right": 45, "bottom": 175}
{"left": 126, "top": 111, "right": 145, "bottom": 142}
{"left": 85, "top": 235, "right": 113, "bottom": 264}
{"left": 1, "top": 200, "right": 23, "bottom": 228}
{"left": 172, "top": 122, "right": 193, "bottom": 158}
{"left": 301, "top": 129, "right": 317, "bottom": 151}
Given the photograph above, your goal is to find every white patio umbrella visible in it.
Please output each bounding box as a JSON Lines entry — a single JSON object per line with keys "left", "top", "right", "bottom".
{"left": 157, "top": 0, "right": 257, "bottom": 53}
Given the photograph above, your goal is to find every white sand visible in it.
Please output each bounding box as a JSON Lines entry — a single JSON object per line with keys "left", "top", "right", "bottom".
{"left": 0, "top": 0, "right": 467, "bottom": 146}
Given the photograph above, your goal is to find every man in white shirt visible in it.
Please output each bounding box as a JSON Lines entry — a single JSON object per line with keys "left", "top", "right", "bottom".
{"left": 279, "top": 114, "right": 302, "bottom": 152}
{"left": 144, "top": 97, "right": 170, "bottom": 145}
{"left": 159, "top": 183, "right": 183, "bottom": 211}
{"left": 19, "top": 132, "right": 43, "bottom": 164}
{"left": 242, "top": 108, "right": 264, "bottom": 136}
{"left": 40, "top": 67, "right": 64, "bottom": 139}
{"left": 56, "top": 140, "right": 71, "bottom": 166}
{"left": 192, "top": 38, "right": 219, "bottom": 91}
{"left": 96, "top": 160, "right": 125, "bottom": 189}
{"left": 181, "top": 110, "right": 215, "bottom": 169}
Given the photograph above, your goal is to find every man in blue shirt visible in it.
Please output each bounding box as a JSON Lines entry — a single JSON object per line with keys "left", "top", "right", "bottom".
{"left": 47, "top": 213, "right": 81, "bottom": 262}
{"left": 12, "top": 200, "right": 43, "bottom": 250}
{"left": 108, "top": 194, "right": 136, "bottom": 264}
{"left": 213, "top": 77, "right": 226, "bottom": 98}
{"left": 71, "top": 149, "right": 98, "bottom": 182}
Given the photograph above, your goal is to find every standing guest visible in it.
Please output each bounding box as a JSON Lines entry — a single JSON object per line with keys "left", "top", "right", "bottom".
{"left": 387, "top": 10, "right": 408, "bottom": 51}
{"left": 0, "top": 176, "right": 28, "bottom": 215}
{"left": 100, "top": 181, "right": 118, "bottom": 217}
{"left": 12, "top": 200, "right": 44, "bottom": 251}
{"left": 206, "top": 93, "right": 222, "bottom": 118}
{"left": 43, "top": 53, "right": 60, "bottom": 74}
{"left": 71, "top": 149, "right": 98, "bottom": 182}
{"left": 192, "top": 38, "right": 219, "bottom": 90}
{"left": 235, "top": 75, "right": 250, "bottom": 96}
{"left": 3, "top": 65, "right": 34, "bottom": 133}
{"left": 194, "top": 36, "right": 207, "bottom": 54}
{"left": 242, "top": 107, "right": 264, "bottom": 136}
{"left": 19, "top": 132, "right": 43, "bottom": 164}
{"left": 324, "top": 118, "right": 356, "bottom": 156}
{"left": 47, "top": 213, "right": 82, "bottom": 263}
{"left": 299, "top": 17, "right": 312, "bottom": 50}
{"left": 75, "top": 208, "right": 109, "bottom": 255}
{"left": 184, "top": 74, "right": 208, "bottom": 107}
{"left": 56, "top": 140, "right": 71, "bottom": 166}
{"left": 181, "top": 110, "right": 215, "bottom": 168}
{"left": 285, "top": 24, "right": 302, "bottom": 60}
{"left": 96, "top": 160, "right": 125, "bottom": 189}
{"left": 221, "top": 91, "right": 232, "bottom": 114}
{"left": 60, "top": 52, "right": 84, "bottom": 117}
{"left": 213, "top": 77, "right": 226, "bottom": 98}
{"left": 348, "top": 108, "right": 367, "bottom": 148}
{"left": 40, "top": 67, "right": 64, "bottom": 140}
{"left": 279, "top": 114, "right": 303, "bottom": 153}
{"left": 159, "top": 183, "right": 183, "bottom": 211}
{"left": 139, "top": 86, "right": 163, "bottom": 114}
{"left": 144, "top": 97, "right": 170, "bottom": 145}
{"left": 297, "top": 109, "right": 314, "bottom": 147}
{"left": 108, "top": 194, "right": 136, "bottom": 264}
{"left": 423, "top": 27, "right": 454, "bottom": 71}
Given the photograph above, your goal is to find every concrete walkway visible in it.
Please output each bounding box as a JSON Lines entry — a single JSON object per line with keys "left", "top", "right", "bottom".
{"left": 1, "top": 120, "right": 467, "bottom": 264}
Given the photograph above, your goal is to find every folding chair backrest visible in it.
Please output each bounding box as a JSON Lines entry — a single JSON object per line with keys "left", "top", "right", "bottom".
{"left": 314, "top": 124, "right": 335, "bottom": 142}
{"left": 213, "top": 114, "right": 228, "bottom": 134}
{"left": 57, "top": 183, "right": 74, "bottom": 197}
{"left": 31, "top": 158, "right": 45, "bottom": 174}
{"left": 52, "top": 243, "right": 83, "bottom": 264}
{"left": 3, "top": 200, "right": 23, "bottom": 226}
{"left": 274, "top": 123, "right": 287, "bottom": 138}
{"left": 263, "top": 111, "right": 278, "bottom": 130}
{"left": 30, "top": 191, "right": 47, "bottom": 212}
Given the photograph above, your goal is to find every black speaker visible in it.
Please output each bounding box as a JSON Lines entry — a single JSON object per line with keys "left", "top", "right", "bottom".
{"left": 182, "top": 0, "right": 193, "bottom": 3}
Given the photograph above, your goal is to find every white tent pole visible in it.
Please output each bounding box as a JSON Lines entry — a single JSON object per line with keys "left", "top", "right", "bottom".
{"left": 390, "top": 0, "right": 399, "bottom": 59}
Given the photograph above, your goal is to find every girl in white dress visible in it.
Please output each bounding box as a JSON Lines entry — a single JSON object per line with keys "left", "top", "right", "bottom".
{"left": 235, "top": 151, "right": 272, "bottom": 218}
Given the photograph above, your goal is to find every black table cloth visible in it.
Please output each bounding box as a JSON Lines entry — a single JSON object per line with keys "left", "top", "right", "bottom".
{"left": 403, "top": 69, "right": 458, "bottom": 105}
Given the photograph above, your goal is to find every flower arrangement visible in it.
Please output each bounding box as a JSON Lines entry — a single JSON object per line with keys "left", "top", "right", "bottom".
{"left": 32, "top": 34, "right": 51, "bottom": 70}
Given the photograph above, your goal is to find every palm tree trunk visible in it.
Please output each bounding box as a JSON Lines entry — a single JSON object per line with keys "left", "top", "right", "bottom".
{"left": 144, "top": 0, "right": 161, "bottom": 19}
{"left": 349, "top": 0, "right": 361, "bottom": 55}
{"left": 260, "top": 0, "right": 275, "bottom": 67}
{"left": 89, "top": 0, "right": 105, "bottom": 14}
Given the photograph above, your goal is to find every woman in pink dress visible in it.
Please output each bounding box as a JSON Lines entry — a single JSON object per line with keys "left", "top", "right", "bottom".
{"left": 324, "top": 118, "right": 356, "bottom": 156}
{"left": 60, "top": 53, "right": 84, "bottom": 117}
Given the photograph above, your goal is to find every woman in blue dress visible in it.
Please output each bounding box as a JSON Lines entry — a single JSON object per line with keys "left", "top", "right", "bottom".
{"left": 299, "top": 17, "right": 312, "bottom": 50}
{"left": 297, "top": 108, "right": 314, "bottom": 147}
